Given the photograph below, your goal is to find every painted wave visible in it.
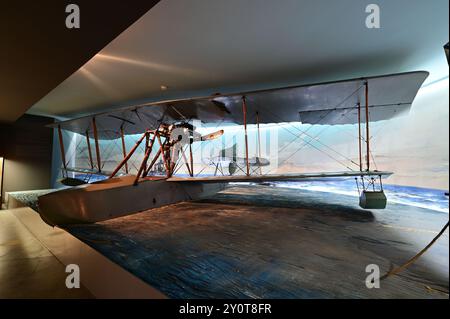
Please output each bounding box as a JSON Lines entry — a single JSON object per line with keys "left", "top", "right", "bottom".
{"left": 272, "top": 180, "right": 449, "bottom": 214}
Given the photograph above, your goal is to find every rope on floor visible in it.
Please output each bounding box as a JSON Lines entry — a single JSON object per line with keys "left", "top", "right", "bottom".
{"left": 381, "top": 220, "right": 449, "bottom": 281}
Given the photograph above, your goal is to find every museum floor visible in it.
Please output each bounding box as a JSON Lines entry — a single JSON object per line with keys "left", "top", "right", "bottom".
{"left": 0, "top": 209, "right": 93, "bottom": 298}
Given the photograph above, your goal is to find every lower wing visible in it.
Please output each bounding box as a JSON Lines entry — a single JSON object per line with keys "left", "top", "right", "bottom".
{"left": 167, "top": 170, "right": 392, "bottom": 183}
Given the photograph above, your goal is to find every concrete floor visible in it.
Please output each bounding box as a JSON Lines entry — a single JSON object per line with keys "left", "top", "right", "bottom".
{"left": 0, "top": 209, "right": 93, "bottom": 298}
{"left": 0, "top": 206, "right": 166, "bottom": 299}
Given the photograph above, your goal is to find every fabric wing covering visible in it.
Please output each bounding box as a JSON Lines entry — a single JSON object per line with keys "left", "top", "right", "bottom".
{"left": 50, "top": 71, "right": 428, "bottom": 140}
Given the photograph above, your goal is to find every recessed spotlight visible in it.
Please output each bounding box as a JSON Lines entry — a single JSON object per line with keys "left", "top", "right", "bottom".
{"left": 160, "top": 85, "right": 168, "bottom": 91}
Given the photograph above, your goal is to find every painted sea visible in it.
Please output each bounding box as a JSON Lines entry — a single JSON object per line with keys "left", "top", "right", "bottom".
{"left": 270, "top": 180, "right": 449, "bottom": 214}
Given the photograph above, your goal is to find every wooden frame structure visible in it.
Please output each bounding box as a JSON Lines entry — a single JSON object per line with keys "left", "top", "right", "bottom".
{"left": 109, "top": 125, "right": 196, "bottom": 185}
{"left": 106, "top": 94, "right": 255, "bottom": 184}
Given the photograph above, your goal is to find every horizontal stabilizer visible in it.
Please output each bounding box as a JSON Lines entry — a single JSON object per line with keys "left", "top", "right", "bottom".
{"left": 199, "top": 129, "right": 224, "bottom": 141}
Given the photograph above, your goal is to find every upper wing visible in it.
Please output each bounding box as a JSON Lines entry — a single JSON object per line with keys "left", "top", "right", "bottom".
{"left": 49, "top": 71, "right": 428, "bottom": 139}
{"left": 212, "top": 71, "right": 428, "bottom": 125}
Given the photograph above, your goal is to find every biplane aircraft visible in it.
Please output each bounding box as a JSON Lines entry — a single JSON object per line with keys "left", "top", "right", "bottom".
{"left": 38, "top": 71, "right": 428, "bottom": 226}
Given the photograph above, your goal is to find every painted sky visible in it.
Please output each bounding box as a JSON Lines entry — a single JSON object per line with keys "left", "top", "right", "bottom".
{"left": 271, "top": 78, "right": 449, "bottom": 190}
{"left": 70, "top": 76, "right": 449, "bottom": 191}
{"left": 69, "top": 71, "right": 449, "bottom": 191}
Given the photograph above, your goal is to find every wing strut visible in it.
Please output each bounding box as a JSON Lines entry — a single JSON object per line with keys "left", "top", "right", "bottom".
{"left": 180, "top": 145, "right": 193, "bottom": 177}
{"left": 57, "top": 125, "right": 67, "bottom": 178}
{"left": 120, "top": 126, "right": 129, "bottom": 174}
{"left": 92, "top": 117, "right": 102, "bottom": 173}
{"left": 85, "top": 130, "right": 94, "bottom": 170}
{"left": 189, "top": 142, "right": 194, "bottom": 177}
{"left": 134, "top": 131, "right": 155, "bottom": 185}
{"left": 365, "top": 82, "right": 370, "bottom": 171}
{"left": 110, "top": 131, "right": 147, "bottom": 178}
{"left": 357, "top": 103, "right": 363, "bottom": 172}
{"left": 256, "top": 111, "right": 263, "bottom": 175}
{"left": 242, "top": 96, "right": 250, "bottom": 176}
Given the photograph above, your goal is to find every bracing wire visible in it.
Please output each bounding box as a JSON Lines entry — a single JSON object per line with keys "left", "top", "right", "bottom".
{"left": 255, "top": 83, "right": 366, "bottom": 173}
{"left": 260, "top": 104, "right": 361, "bottom": 174}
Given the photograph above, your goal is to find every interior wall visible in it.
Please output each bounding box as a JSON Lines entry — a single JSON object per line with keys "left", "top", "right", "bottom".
{"left": 0, "top": 158, "right": 4, "bottom": 204}
{"left": 0, "top": 115, "right": 54, "bottom": 203}
{"left": 50, "top": 128, "right": 75, "bottom": 189}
